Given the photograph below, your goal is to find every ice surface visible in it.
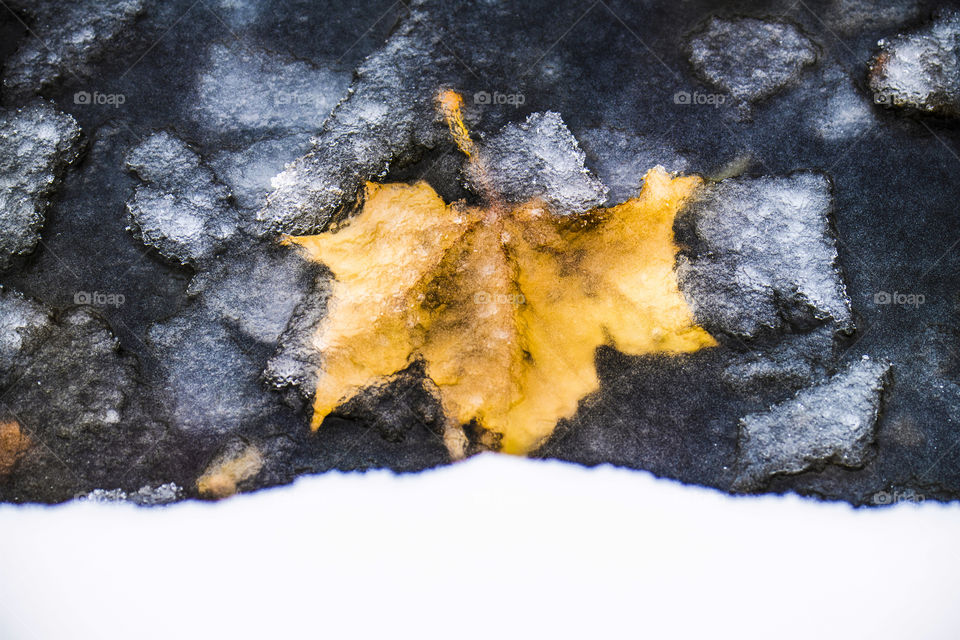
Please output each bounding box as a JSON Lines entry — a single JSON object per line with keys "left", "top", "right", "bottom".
{"left": 576, "top": 128, "right": 689, "bottom": 205}
{"left": 809, "top": 68, "right": 877, "bottom": 141}
{"left": 2, "top": 0, "right": 146, "bottom": 98}
{"left": 734, "top": 357, "right": 891, "bottom": 490}
{"left": 190, "top": 41, "right": 350, "bottom": 219}
{"left": 0, "top": 103, "right": 82, "bottom": 269}
{"left": 191, "top": 43, "right": 350, "bottom": 137}
{"left": 466, "top": 112, "right": 607, "bottom": 215}
{"left": 0, "top": 0, "right": 955, "bottom": 506}
{"left": 0, "top": 304, "right": 180, "bottom": 501}
{"left": 186, "top": 241, "right": 325, "bottom": 345}
{"left": 125, "top": 131, "right": 239, "bottom": 265}
{"left": 869, "top": 10, "right": 960, "bottom": 118}
{"left": 79, "top": 483, "right": 182, "bottom": 505}
{"left": 146, "top": 308, "right": 273, "bottom": 436}
{"left": 824, "top": 0, "right": 922, "bottom": 34}
{"left": 0, "top": 287, "right": 52, "bottom": 382}
{"left": 676, "top": 172, "right": 853, "bottom": 339}
{"left": 128, "top": 482, "right": 183, "bottom": 505}
{"left": 257, "top": 1, "right": 449, "bottom": 235}
{"left": 721, "top": 326, "right": 837, "bottom": 393}
{"left": 209, "top": 134, "right": 314, "bottom": 212}
{"left": 813, "top": 85, "right": 876, "bottom": 140}
{"left": 254, "top": 0, "right": 607, "bottom": 233}
{"left": 263, "top": 277, "right": 331, "bottom": 401}
{"left": 209, "top": 0, "right": 263, "bottom": 29}
{"left": 7, "top": 307, "right": 137, "bottom": 439}
{"left": 688, "top": 17, "right": 819, "bottom": 106}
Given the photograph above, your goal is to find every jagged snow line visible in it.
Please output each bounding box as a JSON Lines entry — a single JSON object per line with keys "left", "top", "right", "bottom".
{"left": 0, "top": 454, "right": 958, "bottom": 639}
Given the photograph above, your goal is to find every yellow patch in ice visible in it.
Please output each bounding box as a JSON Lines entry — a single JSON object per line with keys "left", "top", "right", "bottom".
{"left": 196, "top": 444, "right": 264, "bottom": 499}
{"left": 286, "top": 91, "right": 715, "bottom": 455}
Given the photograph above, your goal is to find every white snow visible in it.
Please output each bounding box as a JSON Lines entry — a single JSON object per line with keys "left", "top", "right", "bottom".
{"left": 0, "top": 454, "right": 958, "bottom": 639}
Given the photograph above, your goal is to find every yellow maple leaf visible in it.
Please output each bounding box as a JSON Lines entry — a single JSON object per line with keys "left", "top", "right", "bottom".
{"left": 286, "top": 92, "right": 715, "bottom": 455}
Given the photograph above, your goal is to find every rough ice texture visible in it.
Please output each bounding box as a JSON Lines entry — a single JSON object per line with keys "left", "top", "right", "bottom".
{"left": 688, "top": 17, "right": 819, "bottom": 104}
{"left": 257, "top": 1, "right": 449, "bottom": 235}
{"left": 8, "top": 307, "right": 137, "bottom": 439}
{"left": 576, "top": 128, "right": 689, "bottom": 206}
{"left": 0, "top": 287, "right": 52, "bottom": 381}
{"left": 722, "top": 326, "right": 837, "bottom": 393}
{"left": 144, "top": 242, "right": 321, "bottom": 438}
{"left": 191, "top": 43, "right": 350, "bottom": 137}
{"left": 211, "top": 0, "right": 263, "bottom": 29}
{"left": 2, "top": 0, "right": 146, "bottom": 98}
{"left": 676, "top": 173, "right": 853, "bottom": 339}
{"left": 190, "top": 41, "right": 350, "bottom": 220}
{"left": 0, "top": 301, "right": 186, "bottom": 502}
{"left": 0, "top": 103, "right": 82, "bottom": 270}
{"left": 869, "top": 10, "right": 960, "bottom": 118}
{"left": 465, "top": 112, "right": 607, "bottom": 215}
{"left": 147, "top": 309, "right": 272, "bottom": 436}
{"left": 824, "top": 0, "right": 922, "bottom": 34}
{"left": 733, "top": 357, "right": 891, "bottom": 490}
{"left": 126, "top": 131, "right": 239, "bottom": 265}
{"left": 263, "top": 277, "right": 331, "bottom": 402}
{"left": 186, "top": 241, "right": 325, "bottom": 345}
{"left": 209, "top": 135, "right": 314, "bottom": 212}
{"left": 811, "top": 70, "right": 877, "bottom": 140}
{"left": 80, "top": 483, "right": 182, "bottom": 505}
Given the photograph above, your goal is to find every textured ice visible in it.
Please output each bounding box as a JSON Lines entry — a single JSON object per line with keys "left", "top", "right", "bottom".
{"left": 77, "top": 488, "right": 126, "bottom": 503}
{"left": 811, "top": 71, "right": 877, "bottom": 140}
{"left": 210, "top": 0, "right": 264, "bottom": 29}
{"left": 191, "top": 43, "right": 350, "bottom": 137}
{"left": 209, "top": 134, "right": 314, "bottom": 212}
{"left": 869, "top": 11, "right": 960, "bottom": 118}
{"left": 189, "top": 41, "right": 349, "bottom": 219}
{"left": 257, "top": 1, "right": 449, "bottom": 234}
{"left": 733, "top": 357, "right": 891, "bottom": 490}
{"left": 79, "top": 483, "right": 182, "bottom": 505}
{"left": 676, "top": 173, "right": 853, "bottom": 339}
{"left": 129, "top": 482, "right": 183, "bottom": 505}
{"left": 186, "top": 241, "right": 324, "bottom": 345}
{"left": 2, "top": 0, "right": 146, "bottom": 98}
{"left": 722, "top": 326, "right": 837, "bottom": 393}
{"left": 0, "top": 103, "right": 82, "bottom": 270}
{"left": 0, "top": 304, "right": 180, "bottom": 502}
{"left": 147, "top": 309, "right": 272, "bottom": 436}
{"left": 0, "top": 0, "right": 957, "bottom": 506}
{"left": 576, "top": 128, "right": 689, "bottom": 205}
{"left": 0, "top": 287, "right": 52, "bottom": 382}
{"left": 824, "top": 0, "right": 922, "bottom": 34}
{"left": 263, "top": 278, "right": 330, "bottom": 401}
{"left": 126, "top": 132, "right": 239, "bottom": 265}
{"left": 8, "top": 307, "right": 137, "bottom": 439}
{"left": 465, "top": 112, "right": 607, "bottom": 215}
{"left": 688, "top": 17, "right": 819, "bottom": 106}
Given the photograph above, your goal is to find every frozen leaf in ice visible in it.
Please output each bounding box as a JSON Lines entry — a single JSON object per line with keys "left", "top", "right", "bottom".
{"left": 286, "top": 92, "right": 715, "bottom": 455}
